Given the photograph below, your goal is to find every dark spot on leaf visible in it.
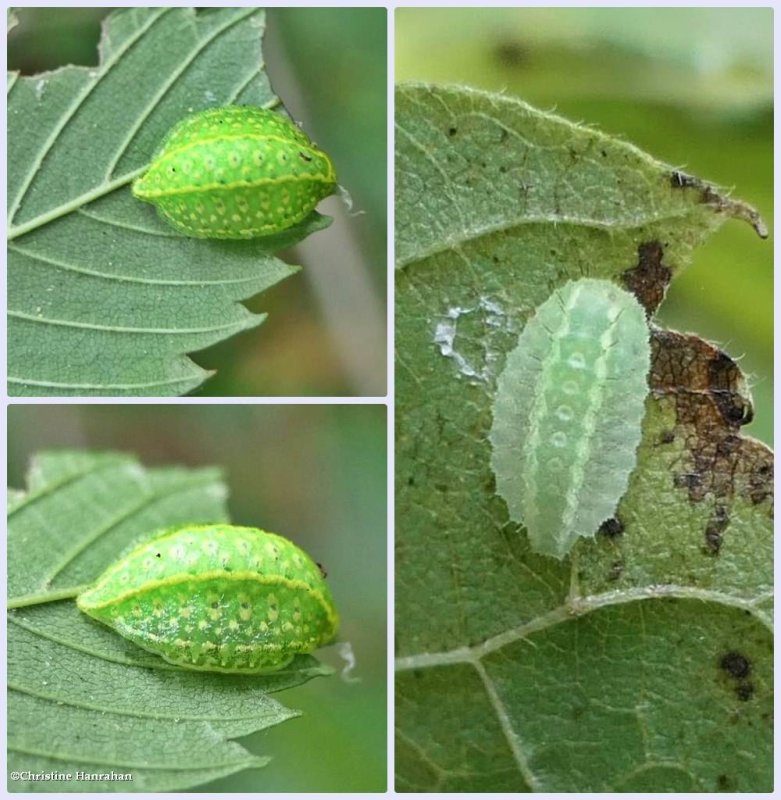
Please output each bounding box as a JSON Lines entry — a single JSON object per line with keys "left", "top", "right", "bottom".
{"left": 704, "top": 505, "right": 729, "bottom": 555}
{"left": 674, "top": 472, "right": 701, "bottom": 491}
{"left": 621, "top": 241, "right": 671, "bottom": 314}
{"left": 736, "top": 681, "right": 755, "bottom": 701}
{"left": 716, "top": 774, "right": 733, "bottom": 791}
{"left": 749, "top": 455, "right": 773, "bottom": 506}
{"left": 317, "top": 561, "right": 328, "bottom": 579}
{"left": 716, "top": 435, "right": 741, "bottom": 457}
{"left": 448, "top": 126, "right": 457, "bottom": 137}
{"left": 155, "top": 552, "right": 161, "bottom": 558}
{"left": 704, "top": 529, "right": 721, "bottom": 555}
{"left": 598, "top": 517, "right": 624, "bottom": 538}
{"left": 211, "top": 601, "right": 219, "bottom": 609}
{"left": 607, "top": 561, "right": 624, "bottom": 581}
{"left": 493, "top": 40, "right": 527, "bottom": 68}
{"left": 721, "top": 651, "right": 751, "bottom": 679}
{"left": 659, "top": 430, "right": 675, "bottom": 445}
{"left": 299, "top": 151, "right": 312, "bottom": 162}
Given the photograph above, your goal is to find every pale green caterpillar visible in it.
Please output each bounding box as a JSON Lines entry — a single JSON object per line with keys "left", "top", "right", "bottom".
{"left": 490, "top": 278, "right": 651, "bottom": 560}
{"left": 77, "top": 524, "right": 339, "bottom": 673}
{"left": 132, "top": 106, "right": 337, "bottom": 239}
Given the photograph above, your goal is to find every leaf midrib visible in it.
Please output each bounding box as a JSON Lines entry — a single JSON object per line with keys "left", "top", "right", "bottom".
{"left": 395, "top": 582, "right": 772, "bottom": 672}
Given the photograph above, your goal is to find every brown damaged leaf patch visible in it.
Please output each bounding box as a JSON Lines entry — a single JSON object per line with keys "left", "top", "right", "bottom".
{"left": 622, "top": 241, "right": 672, "bottom": 315}
{"left": 649, "top": 329, "right": 773, "bottom": 511}
{"left": 670, "top": 170, "right": 768, "bottom": 239}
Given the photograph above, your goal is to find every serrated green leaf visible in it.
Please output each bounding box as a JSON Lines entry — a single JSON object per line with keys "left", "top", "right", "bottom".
{"left": 8, "top": 451, "right": 331, "bottom": 792}
{"left": 8, "top": 8, "right": 331, "bottom": 396}
{"left": 395, "top": 83, "right": 772, "bottom": 792}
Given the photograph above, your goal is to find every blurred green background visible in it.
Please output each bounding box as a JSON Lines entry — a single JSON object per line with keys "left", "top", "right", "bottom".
{"left": 8, "top": 8, "right": 388, "bottom": 397}
{"left": 397, "top": 7, "right": 773, "bottom": 446}
{"left": 7, "top": 404, "right": 387, "bottom": 792}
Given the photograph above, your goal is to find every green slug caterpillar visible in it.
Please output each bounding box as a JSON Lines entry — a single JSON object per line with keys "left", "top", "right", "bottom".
{"left": 132, "top": 106, "right": 337, "bottom": 239}
{"left": 490, "top": 278, "right": 651, "bottom": 560}
{"left": 77, "top": 524, "right": 339, "bottom": 673}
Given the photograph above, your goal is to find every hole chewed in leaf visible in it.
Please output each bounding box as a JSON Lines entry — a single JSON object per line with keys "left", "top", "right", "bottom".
{"left": 708, "top": 352, "right": 754, "bottom": 426}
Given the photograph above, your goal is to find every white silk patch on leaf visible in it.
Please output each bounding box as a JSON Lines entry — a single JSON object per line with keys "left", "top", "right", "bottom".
{"left": 490, "top": 278, "right": 651, "bottom": 560}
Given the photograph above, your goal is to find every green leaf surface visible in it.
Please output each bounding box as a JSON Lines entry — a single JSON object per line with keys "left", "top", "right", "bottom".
{"left": 395, "top": 83, "right": 772, "bottom": 792}
{"left": 8, "top": 8, "right": 330, "bottom": 397}
{"left": 8, "top": 451, "right": 331, "bottom": 793}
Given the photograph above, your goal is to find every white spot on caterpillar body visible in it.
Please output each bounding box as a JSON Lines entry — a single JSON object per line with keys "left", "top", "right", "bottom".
{"left": 490, "top": 278, "right": 651, "bottom": 560}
